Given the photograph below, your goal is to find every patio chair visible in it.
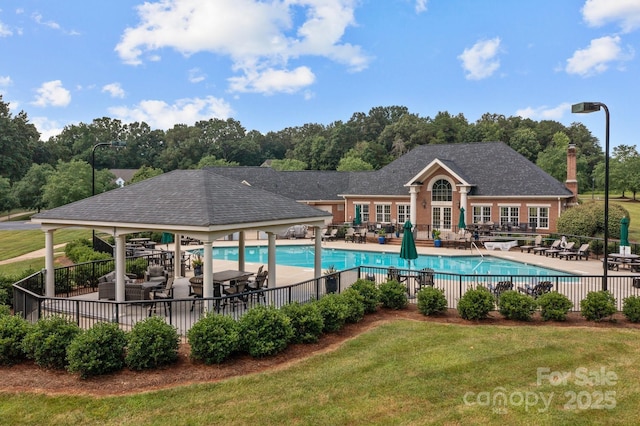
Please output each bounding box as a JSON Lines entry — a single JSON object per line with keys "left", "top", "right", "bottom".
{"left": 144, "top": 265, "right": 168, "bottom": 286}
{"left": 247, "top": 270, "right": 268, "bottom": 302}
{"left": 414, "top": 268, "right": 435, "bottom": 293}
{"left": 532, "top": 239, "right": 560, "bottom": 256}
{"left": 551, "top": 241, "right": 575, "bottom": 258}
{"left": 344, "top": 227, "right": 356, "bottom": 243}
{"left": 487, "top": 281, "right": 513, "bottom": 297}
{"left": 387, "top": 266, "right": 402, "bottom": 282}
{"left": 557, "top": 242, "right": 578, "bottom": 260}
{"left": 571, "top": 243, "right": 591, "bottom": 260}
{"left": 519, "top": 235, "right": 542, "bottom": 253}
{"left": 148, "top": 277, "right": 174, "bottom": 316}
{"left": 224, "top": 279, "right": 249, "bottom": 310}
{"left": 517, "top": 281, "right": 553, "bottom": 298}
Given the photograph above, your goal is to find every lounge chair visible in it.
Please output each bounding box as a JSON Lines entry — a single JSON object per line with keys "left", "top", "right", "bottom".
{"left": 571, "top": 243, "right": 591, "bottom": 260}
{"left": 556, "top": 242, "right": 577, "bottom": 259}
{"left": 487, "top": 281, "right": 513, "bottom": 297}
{"left": 517, "top": 281, "right": 553, "bottom": 298}
{"left": 532, "top": 239, "right": 559, "bottom": 256}
{"left": 519, "top": 235, "right": 542, "bottom": 253}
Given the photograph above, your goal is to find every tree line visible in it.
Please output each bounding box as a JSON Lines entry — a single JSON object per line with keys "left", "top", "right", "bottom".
{"left": 1, "top": 94, "right": 633, "bottom": 214}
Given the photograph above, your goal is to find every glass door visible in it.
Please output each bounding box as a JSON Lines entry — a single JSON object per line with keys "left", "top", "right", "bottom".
{"left": 432, "top": 206, "right": 452, "bottom": 230}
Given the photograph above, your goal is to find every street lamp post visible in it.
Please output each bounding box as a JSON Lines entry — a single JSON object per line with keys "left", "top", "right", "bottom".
{"left": 572, "top": 102, "right": 610, "bottom": 291}
{"left": 91, "top": 141, "right": 125, "bottom": 249}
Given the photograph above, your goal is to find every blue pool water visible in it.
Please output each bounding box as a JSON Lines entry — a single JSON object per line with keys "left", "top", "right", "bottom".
{"left": 199, "top": 246, "right": 572, "bottom": 277}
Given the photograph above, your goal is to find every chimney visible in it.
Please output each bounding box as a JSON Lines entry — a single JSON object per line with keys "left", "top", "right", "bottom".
{"left": 565, "top": 142, "right": 578, "bottom": 198}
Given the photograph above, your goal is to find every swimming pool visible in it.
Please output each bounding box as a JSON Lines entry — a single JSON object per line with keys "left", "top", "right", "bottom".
{"left": 200, "top": 246, "right": 572, "bottom": 277}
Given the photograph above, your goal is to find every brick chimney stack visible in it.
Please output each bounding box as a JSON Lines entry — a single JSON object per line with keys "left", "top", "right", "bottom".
{"left": 566, "top": 142, "right": 578, "bottom": 197}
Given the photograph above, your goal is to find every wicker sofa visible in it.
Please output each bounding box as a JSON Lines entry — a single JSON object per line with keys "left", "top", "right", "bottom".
{"left": 97, "top": 271, "right": 149, "bottom": 300}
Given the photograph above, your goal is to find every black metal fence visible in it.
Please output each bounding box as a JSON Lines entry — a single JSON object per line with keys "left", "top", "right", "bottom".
{"left": 12, "top": 262, "right": 640, "bottom": 337}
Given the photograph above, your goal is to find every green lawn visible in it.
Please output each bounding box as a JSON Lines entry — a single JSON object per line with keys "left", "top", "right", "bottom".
{"left": 0, "top": 321, "right": 639, "bottom": 425}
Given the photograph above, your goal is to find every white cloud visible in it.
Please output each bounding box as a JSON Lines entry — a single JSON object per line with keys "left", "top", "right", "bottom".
{"left": 582, "top": 0, "right": 640, "bottom": 33}
{"left": 415, "top": 0, "right": 428, "bottom": 13}
{"left": 565, "top": 35, "right": 633, "bottom": 76}
{"left": 108, "top": 96, "right": 233, "bottom": 129}
{"left": 102, "top": 83, "right": 126, "bottom": 98}
{"left": 458, "top": 38, "right": 502, "bottom": 80}
{"left": 32, "top": 13, "right": 60, "bottom": 31}
{"left": 228, "top": 66, "right": 315, "bottom": 94}
{"left": 30, "top": 116, "right": 66, "bottom": 141}
{"left": 516, "top": 103, "right": 571, "bottom": 121}
{"left": 188, "top": 68, "right": 206, "bottom": 83}
{"left": 32, "top": 80, "right": 71, "bottom": 107}
{"left": 114, "top": 0, "right": 370, "bottom": 94}
{"left": 0, "top": 75, "right": 12, "bottom": 86}
{"left": 0, "top": 20, "right": 12, "bottom": 37}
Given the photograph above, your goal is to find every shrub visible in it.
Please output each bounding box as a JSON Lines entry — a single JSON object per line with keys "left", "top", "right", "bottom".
{"left": 537, "top": 292, "right": 573, "bottom": 321}
{"left": 0, "top": 304, "right": 11, "bottom": 317}
{"left": 0, "top": 314, "right": 31, "bottom": 365}
{"left": 458, "top": 287, "right": 495, "bottom": 320}
{"left": 67, "top": 322, "right": 127, "bottom": 378}
{"left": 239, "top": 305, "right": 294, "bottom": 358}
{"left": 379, "top": 280, "right": 408, "bottom": 310}
{"left": 580, "top": 291, "right": 617, "bottom": 322}
{"left": 350, "top": 279, "right": 381, "bottom": 313}
{"left": 315, "top": 294, "right": 349, "bottom": 333}
{"left": 127, "top": 258, "right": 149, "bottom": 279}
{"left": 416, "top": 287, "right": 447, "bottom": 316}
{"left": 126, "top": 316, "right": 180, "bottom": 370}
{"left": 497, "top": 290, "right": 538, "bottom": 321}
{"left": 341, "top": 288, "right": 366, "bottom": 323}
{"left": 188, "top": 313, "right": 240, "bottom": 364}
{"left": 22, "top": 315, "right": 81, "bottom": 369}
{"left": 622, "top": 296, "right": 640, "bottom": 323}
{"left": 280, "top": 302, "right": 324, "bottom": 344}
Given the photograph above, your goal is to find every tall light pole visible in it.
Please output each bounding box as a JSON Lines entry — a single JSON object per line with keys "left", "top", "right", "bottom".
{"left": 91, "top": 141, "right": 126, "bottom": 249}
{"left": 572, "top": 102, "right": 609, "bottom": 291}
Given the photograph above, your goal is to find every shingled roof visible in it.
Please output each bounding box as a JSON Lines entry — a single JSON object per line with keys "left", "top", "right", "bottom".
{"left": 208, "top": 142, "right": 573, "bottom": 200}
{"left": 32, "top": 169, "right": 331, "bottom": 231}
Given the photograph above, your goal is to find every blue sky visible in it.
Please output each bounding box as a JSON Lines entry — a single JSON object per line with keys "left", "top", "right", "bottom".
{"left": 1, "top": 0, "right": 639, "bottom": 150}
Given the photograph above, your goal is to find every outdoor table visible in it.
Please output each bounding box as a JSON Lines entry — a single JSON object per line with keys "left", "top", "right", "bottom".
{"left": 607, "top": 253, "right": 640, "bottom": 270}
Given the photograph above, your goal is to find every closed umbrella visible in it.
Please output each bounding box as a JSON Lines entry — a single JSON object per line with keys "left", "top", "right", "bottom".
{"left": 458, "top": 207, "right": 466, "bottom": 231}
{"left": 354, "top": 205, "right": 362, "bottom": 226}
{"left": 399, "top": 220, "right": 418, "bottom": 269}
{"left": 620, "top": 216, "right": 630, "bottom": 247}
{"left": 161, "top": 232, "right": 174, "bottom": 248}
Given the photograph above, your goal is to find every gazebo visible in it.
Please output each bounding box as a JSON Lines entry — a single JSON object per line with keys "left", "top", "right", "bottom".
{"left": 31, "top": 169, "right": 332, "bottom": 302}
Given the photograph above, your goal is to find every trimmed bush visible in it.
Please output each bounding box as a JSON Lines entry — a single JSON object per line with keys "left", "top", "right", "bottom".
{"left": 350, "top": 279, "right": 381, "bottom": 313}
{"left": 22, "top": 316, "right": 81, "bottom": 369}
{"left": 622, "top": 295, "right": 640, "bottom": 323}
{"left": 188, "top": 313, "right": 240, "bottom": 364}
{"left": 126, "top": 316, "right": 180, "bottom": 370}
{"left": 379, "top": 280, "right": 408, "bottom": 310}
{"left": 0, "top": 304, "right": 11, "bottom": 317}
{"left": 416, "top": 287, "right": 447, "bottom": 316}
{"left": 580, "top": 291, "right": 617, "bottom": 322}
{"left": 67, "top": 322, "right": 127, "bottom": 378}
{"left": 537, "top": 292, "right": 573, "bottom": 321}
{"left": 280, "top": 302, "right": 324, "bottom": 344}
{"left": 0, "top": 314, "right": 31, "bottom": 365}
{"left": 239, "top": 305, "right": 294, "bottom": 358}
{"left": 341, "top": 288, "right": 366, "bottom": 323}
{"left": 497, "top": 290, "right": 538, "bottom": 321}
{"left": 315, "top": 294, "right": 349, "bottom": 333}
{"left": 458, "top": 287, "right": 495, "bottom": 320}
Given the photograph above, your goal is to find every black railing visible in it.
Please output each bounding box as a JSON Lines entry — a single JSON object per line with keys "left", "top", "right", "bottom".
{"left": 12, "top": 264, "right": 640, "bottom": 337}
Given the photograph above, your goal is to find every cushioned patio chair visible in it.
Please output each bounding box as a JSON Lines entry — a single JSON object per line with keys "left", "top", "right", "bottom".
{"left": 148, "top": 277, "right": 174, "bottom": 316}
{"left": 144, "top": 265, "right": 168, "bottom": 286}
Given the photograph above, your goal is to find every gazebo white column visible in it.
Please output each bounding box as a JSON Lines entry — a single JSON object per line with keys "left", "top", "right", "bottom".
{"left": 174, "top": 233, "right": 182, "bottom": 278}
{"left": 409, "top": 185, "right": 420, "bottom": 226}
{"left": 267, "top": 232, "right": 276, "bottom": 288}
{"left": 44, "top": 229, "right": 55, "bottom": 297}
{"left": 314, "top": 226, "right": 322, "bottom": 278}
{"left": 238, "top": 231, "right": 246, "bottom": 271}
{"left": 114, "top": 234, "right": 127, "bottom": 302}
{"left": 202, "top": 240, "right": 214, "bottom": 299}
{"left": 459, "top": 186, "right": 470, "bottom": 223}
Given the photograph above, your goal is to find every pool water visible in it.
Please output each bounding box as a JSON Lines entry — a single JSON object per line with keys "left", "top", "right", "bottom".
{"left": 204, "top": 246, "right": 571, "bottom": 276}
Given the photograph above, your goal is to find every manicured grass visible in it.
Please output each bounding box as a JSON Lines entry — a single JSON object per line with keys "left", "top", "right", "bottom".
{"left": 0, "top": 229, "right": 90, "bottom": 261}
{"left": 0, "top": 322, "right": 639, "bottom": 425}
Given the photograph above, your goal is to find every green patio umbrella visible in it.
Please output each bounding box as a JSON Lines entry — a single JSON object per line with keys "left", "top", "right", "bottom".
{"left": 620, "top": 216, "right": 630, "bottom": 247}
{"left": 161, "top": 232, "right": 174, "bottom": 248}
{"left": 354, "top": 205, "right": 362, "bottom": 226}
{"left": 399, "top": 220, "right": 418, "bottom": 269}
{"left": 458, "top": 207, "right": 466, "bottom": 231}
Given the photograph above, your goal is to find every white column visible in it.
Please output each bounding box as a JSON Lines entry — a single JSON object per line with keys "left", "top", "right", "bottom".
{"left": 202, "top": 241, "right": 214, "bottom": 298}
{"left": 314, "top": 226, "right": 322, "bottom": 279}
{"left": 115, "top": 234, "right": 126, "bottom": 302}
{"left": 174, "top": 232, "right": 182, "bottom": 278}
{"left": 44, "top": 229, "right": 55, "bottom": 297}
{"left": 267, "top": 232, "right": 276, "bottom": 289}
{"left": 409, "top": 185, "right": 420, "bottom": 226}
{"left": 459, "top": 186, "right": 469, "bottom": 223}
{"left": 238, "top": 231, "right": 246, "bottom": 271}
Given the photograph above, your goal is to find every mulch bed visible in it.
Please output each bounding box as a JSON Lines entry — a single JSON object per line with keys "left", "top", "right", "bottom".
{"left": 1, "top": 305, "right": 638, "bottom": 397}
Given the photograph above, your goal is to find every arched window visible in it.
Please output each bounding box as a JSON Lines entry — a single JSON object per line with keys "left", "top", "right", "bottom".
{"left": 432, "top": 179, "right": 452, "bottom": 202}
